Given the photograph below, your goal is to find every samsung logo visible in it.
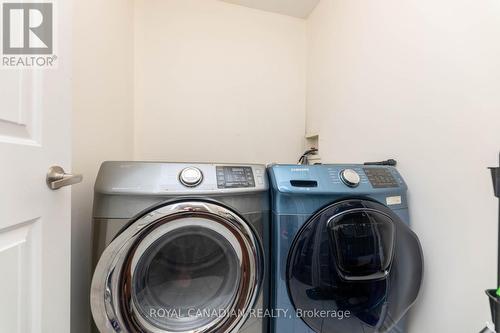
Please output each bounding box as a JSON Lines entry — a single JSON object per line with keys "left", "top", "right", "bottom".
{"left": 291, "top": 168, "right": 309, "bottom": 172}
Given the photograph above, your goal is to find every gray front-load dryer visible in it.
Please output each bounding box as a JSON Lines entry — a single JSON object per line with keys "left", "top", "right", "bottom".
{"left": 90, "top": 162, "right": 269, "bottom": 333}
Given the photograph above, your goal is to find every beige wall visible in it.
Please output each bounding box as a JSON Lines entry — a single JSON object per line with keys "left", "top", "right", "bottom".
{"left": 133, "top": 0, "right": 307, "bottom": 164}
{"left": 307, "top": 0, "right": 500, "bottom": 331}
{"left": 72, "top": 2, "right": 306, "bottom": 332}
{"left": 71, "top": 0, "right": 134, "bottom": 332}
{"left": 71, "top": 0, "right": 500, "bottom": 331}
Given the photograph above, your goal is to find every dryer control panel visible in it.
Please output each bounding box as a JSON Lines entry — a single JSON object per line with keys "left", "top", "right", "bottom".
{"left": 94, "top": 162, "right": 268, "bottom": 195}
{"left": 217, "top": 166, "right": 255, "bottom": 189}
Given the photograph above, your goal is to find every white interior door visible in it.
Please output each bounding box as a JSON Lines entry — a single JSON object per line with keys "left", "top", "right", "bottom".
{"left": 0, "top": 0, "right": 73, "bottom": 332}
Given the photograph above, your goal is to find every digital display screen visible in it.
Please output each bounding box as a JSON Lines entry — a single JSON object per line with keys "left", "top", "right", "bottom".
{"left": 363, "top": 168, "right": 399, "bottom": 188}
{"left": 217, "top": 166, "right": 255, "bottom": 188}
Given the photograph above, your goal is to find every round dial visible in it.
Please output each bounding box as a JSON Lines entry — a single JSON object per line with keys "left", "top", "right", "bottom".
{"left": 179, "top": 167, "right": 203, "bottom": 187}
{"left": 340, "top": 169, "right": 361, "bottom": 187}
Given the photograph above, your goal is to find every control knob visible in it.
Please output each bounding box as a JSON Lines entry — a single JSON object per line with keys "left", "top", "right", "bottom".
{"left": 179, "top": 167, "right": 203, "bottom": 187}
{"left": 340, "top": 169, "right": 361, "bottom": 187}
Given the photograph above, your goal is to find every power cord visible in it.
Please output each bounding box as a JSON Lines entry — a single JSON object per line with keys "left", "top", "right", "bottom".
{"left": 298, "top": 148, "right": 318, "bottom": 165}
{"left": 364, "top": 159, "right": 397, "bottom": 166}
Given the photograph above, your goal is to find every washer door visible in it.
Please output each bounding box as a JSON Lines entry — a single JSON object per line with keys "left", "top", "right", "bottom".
{"left": 287, "top": 199, "right": 423, "bottom": 333}
{"left": 91, "top": 200, "right": 262, "bottom": 333}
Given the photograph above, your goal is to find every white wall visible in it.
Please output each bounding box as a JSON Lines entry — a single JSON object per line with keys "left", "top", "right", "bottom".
{"left": 72, "top": 1, "right": 500, "bottom": 331}
{"left": 71, "top": 0, "right": 134, "bottom": 332}
{"left": 220, "top": 0, "right": 320, "bottom": 18}
{"left": 134, "top": 0, "right": 307, "bottom": 164}
{"left": 72, "top": 2, "right": 306, "bottom": 331}
{"left": 307, "top": 0, "right": 500, "bottom": 331}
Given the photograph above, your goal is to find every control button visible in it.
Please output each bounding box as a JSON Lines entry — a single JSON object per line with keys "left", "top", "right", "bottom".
{"left": 340, "top": 169, "right": 361, "bottom": 187}
{"left": 179, "top": 167, "right": 203, "bottom": 187}
{"left": 257, "top": 176, "right": 263, "bottom": 185}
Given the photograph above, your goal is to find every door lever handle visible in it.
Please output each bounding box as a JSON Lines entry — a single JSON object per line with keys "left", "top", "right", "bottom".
{"left": 46, "top": 166, "right": 83, "bottom": 190}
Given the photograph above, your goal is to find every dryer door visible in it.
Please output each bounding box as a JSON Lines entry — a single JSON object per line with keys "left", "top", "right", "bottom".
{"left": 287, "top": 199, "right": 423, "bottom": 333}
{"left": 91, "top": 200, "right": 263, "bottom": 333}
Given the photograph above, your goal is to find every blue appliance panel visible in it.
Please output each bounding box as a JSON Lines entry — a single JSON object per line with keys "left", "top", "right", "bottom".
{"left": 267, "top": 164, "right": 422, "bottom": 333}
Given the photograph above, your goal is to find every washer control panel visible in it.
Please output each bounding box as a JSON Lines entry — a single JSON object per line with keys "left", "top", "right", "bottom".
{"left": 269, "top": 164, "right": 406, "bottom": 195}
{"left": 364, "top": 167, "right": 399, "bottom": 188}
{"left": 217, "top": 166, "right": 255, "bottom": 189}
{"left": 179, "top": 167, "right": 204, "bottom": 187}
{"left": 340, "top": 169, "right": 361, "bottom": 187}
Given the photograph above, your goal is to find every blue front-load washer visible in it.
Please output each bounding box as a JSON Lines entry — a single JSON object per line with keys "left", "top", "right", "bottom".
{"left": 267, "top": 164, "right": 423, "bottom": 333}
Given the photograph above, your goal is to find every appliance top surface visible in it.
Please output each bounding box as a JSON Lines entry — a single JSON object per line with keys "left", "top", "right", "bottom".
{"left": 95, "top": 161, "right": 268, "bottom": 195}
{"left": 267, "top": 163, "right": 407, "bottom": 195}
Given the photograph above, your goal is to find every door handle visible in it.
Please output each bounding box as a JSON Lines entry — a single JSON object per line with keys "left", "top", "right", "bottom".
{"left": 46, "top": 166, "right": 83, "bottom": 190}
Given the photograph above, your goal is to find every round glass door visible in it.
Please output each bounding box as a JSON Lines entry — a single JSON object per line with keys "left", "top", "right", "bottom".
{"left": 132, "top": 222, "right": 242, "bottom": 331}
{"left": 91, "top": 201, "right": 262, "bottom": 333}
{"left": 286, "top": 199, "right": 423, "bottom": 333}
